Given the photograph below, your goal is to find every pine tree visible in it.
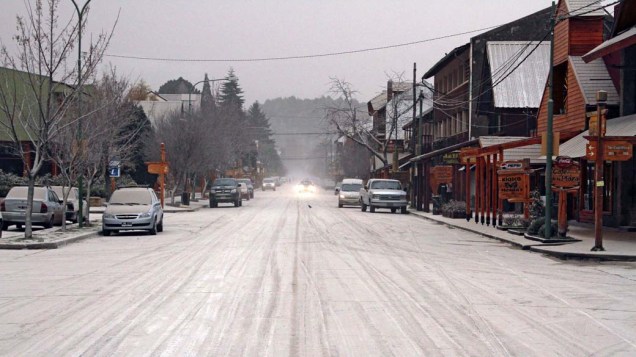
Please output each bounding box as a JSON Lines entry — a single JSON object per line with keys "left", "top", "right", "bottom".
{"left": 200, "top": 73, "right": 216, "bottom": 114}
{"left": 158, "top": 77, "right": 199, "bottom": 94}
{"left": 218, "top": 69, "right": 244, "bottom": 112}
{"left": 247, "top": 101, "right": 272, "bottom": 142}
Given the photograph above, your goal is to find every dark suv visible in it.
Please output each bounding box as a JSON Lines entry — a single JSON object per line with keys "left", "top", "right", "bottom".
{"left": 209, "top": 178, "right": 242, "bottom": 208}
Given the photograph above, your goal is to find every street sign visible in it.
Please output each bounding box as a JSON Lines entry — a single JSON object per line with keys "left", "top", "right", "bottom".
{"left": 108, "top": 166, "right": 120, "bottom": 178}
{"left": 109, "top": 160, "right": 121, "bottom": 167}
{"left": 586, "top": 140, "right": 633, "bottom": 161}
{"left": 147, "top": 162, "right": 169, "bottom": 174}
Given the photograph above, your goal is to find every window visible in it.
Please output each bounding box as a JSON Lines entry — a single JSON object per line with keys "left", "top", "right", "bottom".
{"left": 553, "top": 63, "right": 568, "bottom": 115}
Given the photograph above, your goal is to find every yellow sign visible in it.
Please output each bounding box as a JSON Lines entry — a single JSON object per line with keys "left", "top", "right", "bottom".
{"left": 147, "top": 162, "right": 169, "bottom": 174}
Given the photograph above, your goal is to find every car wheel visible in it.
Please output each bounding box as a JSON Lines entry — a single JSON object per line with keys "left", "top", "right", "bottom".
{"left": 209, "top": 199, "right": 216, "bottom": 208}
{"left": 16, "top": 223, "right": 22, "bottom": 229}
{"left": 239, "top": 199, "right": 243, "bottom": 207}
{"left": 44, "top": 217, "right": 53, "bottom": 228}
{"left": 338, "top": 202, "right": 343, "bottom": 208}
{"left": 246, "top": 195, "right": 250, "bottom": 201}
{"left": 401, "top": 206, "right": 408, "bottom": 214}
{"left": 149, "top": 219, "right": 158, "bottom": 235}
{"left": 391, "top": 208, "right": 397, "bottom": 213}
{"left": 361, "top": 202, "right": 367, "bottom": 212}
{"left": 250, "top": 193, "right": 254, "bottom": 199}
{"left": 369, "top": 205, "right": 375, "bottom": 213}
{"left": 234, "top": 198, "right": 239, "bottom": 207}
{"left": 1, "top": 221, "right": 9, "bottom": 231}
{"left": 157, "top": 219, "right": 164, "bottom": 232}
{"left": 102, "top": 229, "right": 111, "bottom": 236}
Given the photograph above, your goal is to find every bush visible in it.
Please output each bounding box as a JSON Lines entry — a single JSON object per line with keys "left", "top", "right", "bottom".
{"left": 441, "top": 200, "right": 466, "bottom": 214}
{"left": 527, "top": 217, "right": 546, "bottom": 235}
{"left": 0, "top": 170, "right": 27, "bottom": 197}
{"left": 538, "top": 221, "right": 559, "bottom": 238}
{"left": 529, "top": 189, "right": 544, "bottom": 220}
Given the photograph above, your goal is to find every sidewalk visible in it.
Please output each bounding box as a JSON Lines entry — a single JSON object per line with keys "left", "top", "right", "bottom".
{"left": 409, "top": 209, "right": 636, "bottom": 261}
{"left": 1, "top": 196, "right": 208, "bottom": 249}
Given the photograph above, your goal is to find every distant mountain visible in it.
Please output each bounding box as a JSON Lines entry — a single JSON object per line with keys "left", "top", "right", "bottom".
{"left": 261, "top": 96, "right": 363, "bottom": 173}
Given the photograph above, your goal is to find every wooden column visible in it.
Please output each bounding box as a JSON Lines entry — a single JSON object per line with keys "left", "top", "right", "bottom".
{"left": 475, "top": 158, "right": 480, "bottom": 223}
{"left": 498, "top": 148, "right": 504, "bottom": 226}
{"left": 465, "top": 162, "right": 471, "bottom": 221}
{"left": 491, "top": 153, "right": 498, "bottom": 227}
{"left": 486, "top": 155, "right": 491, "bottom": 226}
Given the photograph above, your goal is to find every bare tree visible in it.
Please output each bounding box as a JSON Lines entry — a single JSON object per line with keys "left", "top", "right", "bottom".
{"left": 324, "top": 78, "right": 388, "bottom": 167}
{"left": 0, "top": 0, "right": 113, "bottom": 238}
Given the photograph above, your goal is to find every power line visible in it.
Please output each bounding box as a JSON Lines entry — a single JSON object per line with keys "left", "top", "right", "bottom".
{"left": 104, "top": 25, "right": 501, "bottom": 63}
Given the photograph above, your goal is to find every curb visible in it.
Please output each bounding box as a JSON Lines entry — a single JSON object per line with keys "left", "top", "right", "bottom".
{"left": 410, "top": 212, "right": 531, "bottom": 249}
{"left": 0, "top": 230, "right": 99, "bottom": 250}
{"left": 529, "top": 246, "right": 636, "bottom": 262}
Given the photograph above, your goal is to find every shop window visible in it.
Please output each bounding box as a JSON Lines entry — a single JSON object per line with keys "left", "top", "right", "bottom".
{"left": 553, "top": 63, "right": 568, "bottom": 114}
{"left": 583, "top": 162, "right": 613, "bottom": 212}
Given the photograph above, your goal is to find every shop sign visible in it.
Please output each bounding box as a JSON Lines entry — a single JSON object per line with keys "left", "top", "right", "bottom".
{"left": 552, "top": 156, "right": 580, "bottom": 190}
{"left": 460, "top": 148, "right": 479, "bottom": 164}
{"left": 147, "top": 162, "right": 169, "bottom": 174}
{"left": 442, "top": 152, "right": 461, "bottom": 164}
{"left": 429, "top": 165, "right": 453, "bottom": 194}
{"left": 500, "top": 161, "right": 524, "bottom": 170}
{"left": 498, "top": 171, "right": 529, "bottom": 201}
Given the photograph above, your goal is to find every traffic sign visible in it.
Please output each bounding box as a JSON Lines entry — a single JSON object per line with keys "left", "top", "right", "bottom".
{"left": 109, "top": 166, "right": 121, "bottom": 178}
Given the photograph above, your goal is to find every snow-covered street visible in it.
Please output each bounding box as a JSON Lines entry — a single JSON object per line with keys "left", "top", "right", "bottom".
{"left": 1, "top": 186, "right": 635, "bottom": 356}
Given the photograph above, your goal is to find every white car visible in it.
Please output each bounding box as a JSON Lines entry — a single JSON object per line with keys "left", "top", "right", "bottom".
{"left": 359, "top": 179, "right": 408, "bottom": 214}
{"left": 1, "top": 186, "right": 64, "bottom": 229}
{"left": 338, "top": 179, "right": 364, "bottom": 207}
{"left": 51, "top": 186, "right": 88, "bottom": 224}
{"left": 238, "top": 182, "right": 250, "bottom": 201}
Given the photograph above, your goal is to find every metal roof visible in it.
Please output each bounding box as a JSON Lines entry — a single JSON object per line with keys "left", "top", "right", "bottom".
{"left": 480, "top": 136, "right": 545, "bottom": 163}
{"left": 487, "top": 41, "right": 551, "bottom": 108}
{"left": 569, "top": 56, "right": 620, "bottom": 105}
{"left": 558, "top": 114, "right": 636, "bottom": 158}
{"left": 564, "top": 0, "right": 607, "bottom": 17}
{"left": 367, "top": 91, "right": 387, "bottom": 115}
{"left": 583, "top": 26, "right": 636, "bottom": 62}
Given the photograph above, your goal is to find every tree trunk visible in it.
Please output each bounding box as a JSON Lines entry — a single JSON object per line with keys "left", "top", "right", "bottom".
{"left": 24, "top": 175, "right": 36, "bottom": 239}
{"left": 85, "top": 178, "right": 93, "bottom": 226}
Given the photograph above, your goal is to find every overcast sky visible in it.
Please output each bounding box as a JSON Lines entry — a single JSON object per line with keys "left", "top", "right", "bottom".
{"left": 1, "top": 1, "right": 557, "bottom": 105}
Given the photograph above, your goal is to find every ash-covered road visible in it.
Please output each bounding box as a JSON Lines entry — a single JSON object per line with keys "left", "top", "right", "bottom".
{"left": 1, "top": 186, "right": 635, "bottom": 356}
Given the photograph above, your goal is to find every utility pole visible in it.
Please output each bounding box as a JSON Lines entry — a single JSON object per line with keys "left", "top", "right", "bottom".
{"left": 544, "top": 0, "right": 556, "bottom": 239}
{"left": 71, "top": 0, "right": 91, "bottom": 228}
{"left": 411, "top": 63, "right": 417, "bottom": 206}
{"left": 592, "top": 90, "right": 607, "bottom": 251}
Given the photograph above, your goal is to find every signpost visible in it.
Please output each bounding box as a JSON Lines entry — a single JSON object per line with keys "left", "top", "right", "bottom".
{"left": 146, "top": 143, "right": 169, "bottom": 208}
{"left": 551, "top": 156, "right": 580, "bottom": 237}
{"left": 108, "top": 160, "right": 120, "bottom": 193}
{"left": 497, "top": 160, "right": 531, "bottom": 219}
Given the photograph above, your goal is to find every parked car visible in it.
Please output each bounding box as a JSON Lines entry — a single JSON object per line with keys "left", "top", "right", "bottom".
{"left": 238, "top": 182, "right": 250, "bottom": 201}
{"left": 262, "top": 178, "right": 276, "bottom": 191}
{"left": 209, "top": 178, "right": 242, "bottom": 207}
{"left": 338, "top": 179, "right": 364, "bottom": 208}
{"left": 1, "top": 186, "right": 64, "bottom": 230}
{"left": 237, "top": 178, "right": 254, "bottom": 199}
{"left": 359, "top": 179, "right": 408, "bottom": 214}
{"left": 102, "top": 186, "right": 164, "bottom": 236}
{"left": 51, "top": 186, "right": 88, "bottom": 224}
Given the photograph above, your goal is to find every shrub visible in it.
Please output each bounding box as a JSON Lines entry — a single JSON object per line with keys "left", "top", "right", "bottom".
{"left": 529, "top": 189, "right": 544, "bottom": 220}
{"left": 538, "top": 221, "right": 559, "bottom": 238}
{"left": 442, "top": 200, "right": 466, "bottom": 214}
{"left": 0, "top": 170, "right": 27, "bottom": 197}
{"left": 527, "top": 217, "right": 546, "bottom": 235}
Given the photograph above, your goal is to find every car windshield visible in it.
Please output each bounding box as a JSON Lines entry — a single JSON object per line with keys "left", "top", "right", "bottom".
{"left": 109, "top": 190, "right": 152, "bottom": 205}
{"left": 238, "top": 179, "right": 251, "bottom": 184}
{"left": 51, "top": 186, "right": 72, "bottom": 198}
{"left": 370, "top": 181, "right": 402, "bottom": 190}
{"left": 6, "top": 187, "right": 46, "bottom": 200}
{"left": 214, "top": 179, "right": 236, "bottom": 186}
{"left": 264, "top": 179, "right": 274, "bottom": 183}
{"left": 341, "top": 183, "right": 362, "bottom": 192}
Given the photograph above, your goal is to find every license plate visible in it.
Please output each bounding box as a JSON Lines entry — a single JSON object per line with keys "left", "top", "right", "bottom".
{"left": 18, "top": 205, "right": 27, "bottom": 210}
{"left": 121, "top": 222, "right": 133, "bottom": 227}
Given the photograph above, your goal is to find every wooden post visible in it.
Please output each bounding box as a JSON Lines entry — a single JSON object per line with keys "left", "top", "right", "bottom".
{"left": 160, "top": 143, "right": 166, "bottom": 208}
{"left": 498, "top": 148, "right": 504, "bottom": 226}
{"left": 485, "top": 155, "right": 491, "bottom": 226}
{"left": 592, "top": 91, "right": 606, "bottom": 251}
{"left": 480, "top": 157, "right": 486, "bottom": 225}
{"left": 110, "top": 177, "right": 116, "bottom": 194}
{"left": 475, "top": 158, "right": 480, "bottom": 223}
{"left": 558, "top": 190, "right": 568, "bottom": 237}
{"left": 465, "top": 162, "right": 471, "bottom": 221}
{"left": 492, "top": 153, "right": 498, "bottom": 227}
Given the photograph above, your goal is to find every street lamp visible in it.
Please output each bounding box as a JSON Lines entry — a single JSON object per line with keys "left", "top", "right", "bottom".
{"left": 188, "top": 77, "right": 229, "bottom": 115}
{"left": 71, "top": 0, "right": 91, "bottom": 228}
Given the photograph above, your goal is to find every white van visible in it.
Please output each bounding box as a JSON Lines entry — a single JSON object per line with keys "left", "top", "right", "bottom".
{"left": 337, "top": 178, "right": 364, "bottom": 208}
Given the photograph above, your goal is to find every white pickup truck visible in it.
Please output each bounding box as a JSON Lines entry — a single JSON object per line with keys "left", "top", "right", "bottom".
{"left": 359, "top": 179, "right": 408, "bottom": 214}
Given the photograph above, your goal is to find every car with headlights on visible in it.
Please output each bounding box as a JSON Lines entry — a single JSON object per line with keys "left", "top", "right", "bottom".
{"left": 209, "top": 178, "right": 242, "bottom": 207}
{"left": 262, "top": 178, "right": 276, "bottom": 191}
{"left": 1, "top": 186, "right": 64, "bottom": 230}
{"left": 337, "top": 179, "right": 363, "bottom": 207}
{"left": 297, "top": 179, "right": 316, "bottom": 193}
{"left": 359, "top": 179, "right": 408, "bottom": 214}
{"left": 101, "top": 186, "right": 164, "bottom": 236}
{"left": 51, "top": 186, "right": 88, "bottom": 224}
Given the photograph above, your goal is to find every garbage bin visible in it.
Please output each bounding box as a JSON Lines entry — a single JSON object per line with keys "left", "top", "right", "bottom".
{"left": 181, "top": 192, "right": 190, "bottom": 206}
{"left": 432, "top": 195, "right": 442, "bottom": 215}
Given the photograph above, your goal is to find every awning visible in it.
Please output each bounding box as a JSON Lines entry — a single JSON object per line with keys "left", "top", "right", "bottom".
{"left": 556, "top": 114, "right": 636, "bottom": 158}
{"left": 411, "top": 139, "right": 479, "bottom": 163}
{"left": 582, "top": 26, "right": 636, "bottom": 63}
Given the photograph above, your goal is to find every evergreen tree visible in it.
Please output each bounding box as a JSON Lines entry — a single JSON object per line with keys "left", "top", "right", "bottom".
{"left": 218, "top": 69, "right": 244, "bottom": 112}
{"left": 158, "top": 77, "right": 200, "bottom": 94}
{"left": 119, "top": 103, "right": 155, "bottom": 186}
{"left": 246, "top": 101, "right": 272, "bottom": 141}
{"left": 200, "top": 73, "right": 216, "bottom": 114}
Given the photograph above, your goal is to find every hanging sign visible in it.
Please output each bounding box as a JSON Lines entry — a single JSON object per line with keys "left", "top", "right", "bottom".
{"left": 552, "top": 156, "right": 580, "bottom": 190}
{"left": 442, "top": 152, "right": 461, "bottom": 164}
{"left": 586, "top": 140, "right": 633, "bottom": 161}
